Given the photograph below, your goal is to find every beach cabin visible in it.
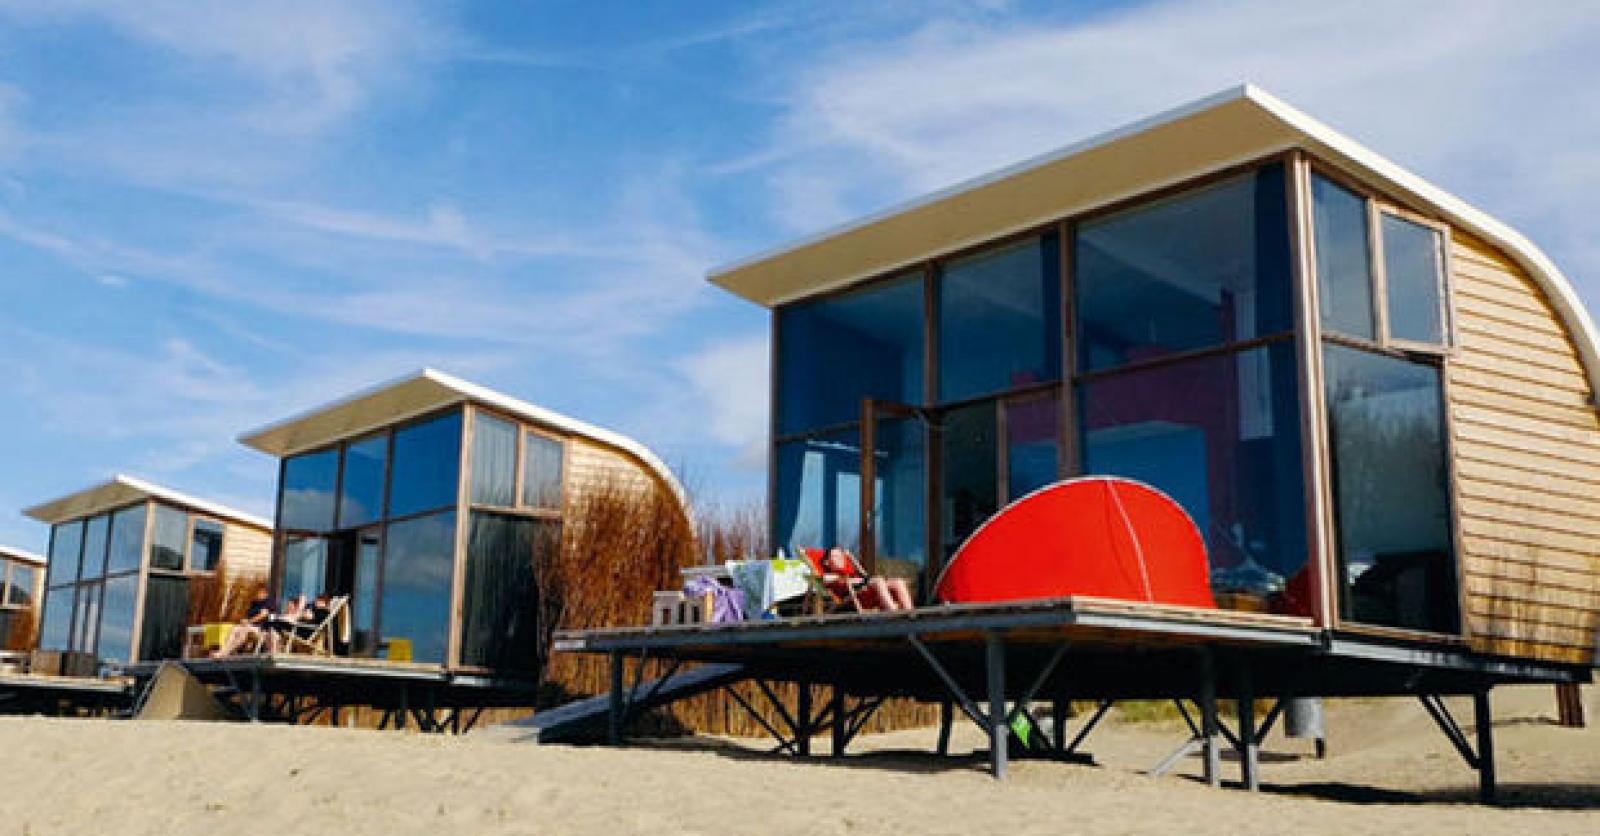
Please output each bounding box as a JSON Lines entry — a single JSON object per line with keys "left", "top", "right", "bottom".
{"left": 24, "top": 476, "right": 273, "bottom": 674}
{"left": 709, "top": 85, "right": 1600, "bottom": 668}
{"left": 236, "top": 369, "right": 689, "bottom": 677}
{"left": 1, "top": 546, "right": 45, "bottom": 653}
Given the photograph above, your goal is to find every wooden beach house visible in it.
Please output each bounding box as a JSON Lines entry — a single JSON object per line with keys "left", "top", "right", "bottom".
{"left": 709, "top": 84, "right": 1600, "bottom": 668}
{"left": 1, "top": 546, "right": 45, "bottom": 654}
{"left": 235, "top": 368, "right": 690, "bottom": 680}
{"left": 24, "top": 476, "right": 272, "bottom": 674}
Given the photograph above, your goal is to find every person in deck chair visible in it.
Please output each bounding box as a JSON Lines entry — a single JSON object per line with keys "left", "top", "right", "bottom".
{"left": 819, "top": 548, "right": 915, "bottom": 611}
{"left": 219, "top": 588, "right": 277, "bottom": 656}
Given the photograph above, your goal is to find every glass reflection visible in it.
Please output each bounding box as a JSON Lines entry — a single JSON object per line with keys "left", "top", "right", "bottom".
{"left": 522, "top": 433, "right": 564, "bottom": 509}
{"left": 1381, "top": 214, "right": 1446, "bottom": 345}
{"left": 1077, "top": 165, "right": 1292, "bottom": 371}
{"left": 389, "top": 411, "right": 463, "bottom": 518}
{"left": 777, "top": 271, "right": 924, "bottom": 435}
{"left": 1324, "top": 345, "right": 1458, "bottom": 633}
{"left": 940, "top": 402, "right": 997, "bottom": 559}
{"left": 282, "top": 536, "right": 329, "bottom": 602}
{"left": 1006, "top": 395, "right": 1060, "bottom": 501}
{"left": 150, "top": 504, "right": 188, "bottom": 570}
{"left": 97, "top": 573, "right": 139, "bottom": 665}
{"left": 48, "top": 521, "right": 84, "bottom": 587}
{"left": 38, "top": 586, "right": 74, "bottom": 651}
{"left": 339, "top": 433, "right": 388, "bottom": 528}
{"left": 470, "top": 413, "right": 517, "bottom": 507}
{"left": 775, "top": 430, "right": 863, "bottom": 554}
{"left": 1081, "top": 343, "right": 1310, "bottom": 615}
{"left": 1312, "top": 174, "right": 1376, "bottom": 339}
{"left": 81, "top": 515, "right": 109, "bottom": 580}
{"left": 7, "top": 565, "right": 34, "bottom": 607}
{"left": 281, "top": 448, "right": 340, "bottom": 532}
{"left": 873, "top": 414, "right": 926, "bottom": 592}
{"left": 461, "top": 512, "right": 546, "bottom": 670}
{"left": 191, "top": 519, "right": 224, "bottom": 572}
{"left": 938, "top": 234, "right": 1061, "bottom": 402}
{"left": 73, "top": 581, "right": 101, "bottom": 655}
{"left": 378, "top": 511, "right": 457, "bottom": 664}
{"left": 107, "top": 505, "right": 147, "bottom": 574}
{"left": 139, "top": 575, "right": 190, "bottom": 662}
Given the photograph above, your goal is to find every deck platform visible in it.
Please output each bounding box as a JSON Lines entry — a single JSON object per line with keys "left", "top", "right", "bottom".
{"left": 125, "top": 655, "right": 541, "bottom": 733}
{"left": 0, "top": 671, "right": 135, "bottom": 715}
{"left": 555, "top": 596, "right": 1592, "bottom": 801}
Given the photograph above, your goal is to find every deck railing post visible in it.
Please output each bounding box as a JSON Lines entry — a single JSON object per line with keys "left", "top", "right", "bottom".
{"left": 1237, "top": 662, "right": 1258, "bottom": 791}
{"left": 1475, "top": 688, "right": 1496, "bottom": 805}
{"left": 1198, "top": 649, "right": 1220, "bottom": 788}
{"left": 607, "top": 651, "right": 625, "bottom": 745}
{"left": 986, "top": 632, "right": 1008, "bottom": 780}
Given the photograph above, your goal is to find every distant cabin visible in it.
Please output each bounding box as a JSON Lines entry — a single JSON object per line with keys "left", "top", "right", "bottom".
{"left": 710, "top": 85, "right": 1600, "bottom": 666}
{"left": 0, "top": 545, "right": 45, "bottom": 653}
{"left": 25, "top": 476, "right": 273, "bottom": 673}
{"left": 237, "top": 369, "right": 690, "bottom": 675}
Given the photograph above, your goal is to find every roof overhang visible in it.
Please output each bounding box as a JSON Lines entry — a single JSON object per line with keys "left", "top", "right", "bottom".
{"left": 708, "top": 84, "right": 1600, "bottom": 400}
{"left": 23, "top": 475, "right": 273, "bottom": 531}
{"left": 0, "top": 545, "right": 45, "bottom": 566}
{"left": 238, "top": 369, "right": 687, "bottom": 504}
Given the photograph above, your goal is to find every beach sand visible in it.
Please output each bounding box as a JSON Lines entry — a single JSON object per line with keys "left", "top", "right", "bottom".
{"left": 1, "top": 685, "right": 1596, "bottom": 835}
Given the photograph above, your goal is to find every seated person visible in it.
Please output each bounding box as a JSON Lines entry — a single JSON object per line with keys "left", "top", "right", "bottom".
{"left": 219, "top": 588, "right": 277, "bottom": 656}
{"left": 292, "top": 594, "right": 333, "bottom": 640}
{"left": 818, "top": 548, "right": 916, "bottom": 611}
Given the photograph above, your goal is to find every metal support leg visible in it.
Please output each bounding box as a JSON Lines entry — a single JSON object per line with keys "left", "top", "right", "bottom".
{"left": 1237, "top": 664, "right": 1258, "bottom": 792}
{"left": 607, "top": 651, "right": 625, "bottom": 745}
{"left": 1475, "top": 690, "right": 1496, "bottom": 805}
{"left": 937, "top": 700, "right": 954, "bottom": 756}
{"left": 831, "top": 686, "right": 847, "bottom": 758}
{"left": 986, "top": 632, "right": 1008, "bottom": 780}
{"left": 797, "top": 682, "right": 812, "bottom": 757}
{"left": 1052, "top": 698, "right": 1069, "bottom": 753}
{"left": 1198, "top": 651, "right": 1220, "bottom": 788}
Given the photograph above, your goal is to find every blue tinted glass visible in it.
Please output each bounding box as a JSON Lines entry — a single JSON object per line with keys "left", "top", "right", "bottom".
{"left": 522, "top": 433, "right": 564, "bottom": 509}
{"left": 339, "top": 433, "right": 388, "bottom": 528}
{"left": 148, "top": 504, "right": 187, "bottom": 570}
{"left": 106, "top": 505, "right": 146, "bottom": 574}
{"left": 49, "top": 521, "right": 84, "bottom": 585}
{"left": 7, "top": 565, "right": 35, "bottom": 607}
{"left": 38, "top": 586, "right": 74, "bottom": 651}
{"left": 389, "top": 411, "right": 463, "bottom": 518}
{"left": 774, "top": 429, "right": 862, "bottom": 553}
{"left": 873, "top": 414, "right": 925, "bottom": 588}
{"left": 1312, "top": 175, "right": 1375, "bottom": 339}
{"left": 1324, "top": 345, "right": 1458, "bottom": 633}
{"left": 1080, "top": 343, "right": 1309, "bottom": 615}
{"left": 469, "top": 414, "right": 517, "bottom": 507}
{"left": 777, "top": 272, "right": 924, "bottom": 435}
{"left": 1006, "top": 396, "right": 1060, "bottom": 501}
{"left": 940, "top": 402, "right": 997, "bottom": 559}
{"left": 96, "top": 573, "right": 139, "bottom": 665}
{"left": 1077, "top": 165, "right": 1292, "bottom": 371}
{"left": 281, "top": 536, "right": 328, "bottom": 602}
{"left": 81, "top": 515, "right": 110, "bottom": 579}
{"left": 938, "top": 234, "right": 1061, "bottom": 402}
{"left": 281, "top": 449, "right": 340, "bottom": 532}
{"left": 1381, "top": 214, "right": 1445, "bottom": 344}
{"left": 379, "top": 511, "right": 457, "bottom": 665}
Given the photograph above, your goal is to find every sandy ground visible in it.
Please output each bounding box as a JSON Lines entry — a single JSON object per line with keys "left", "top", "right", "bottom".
{"left": 1, "top": 686, "right": 1597, "bottom": 836}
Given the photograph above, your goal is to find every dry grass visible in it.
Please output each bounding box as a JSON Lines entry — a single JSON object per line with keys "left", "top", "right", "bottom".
{"left": 185, "top": 567, "right": 266, "bottom": 627}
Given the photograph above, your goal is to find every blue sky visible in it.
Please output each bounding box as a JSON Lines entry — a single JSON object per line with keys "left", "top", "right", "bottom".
{"left": 1, "top": 0, "right": 1597, "bottom": 553}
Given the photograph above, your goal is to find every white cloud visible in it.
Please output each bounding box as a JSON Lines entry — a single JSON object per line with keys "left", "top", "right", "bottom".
{"left": 677, "top": 336, "right": 770, "bottom": 468}
{"left": 744, "top": 0, "right": 1600, "bottom": 306}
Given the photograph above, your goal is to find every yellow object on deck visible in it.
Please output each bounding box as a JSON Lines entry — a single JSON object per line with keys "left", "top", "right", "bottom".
{"left": 383, "top": 638, "right": 412, "bottom": 662}
{"left": 184, "top": 623, "right": 235, "bottom": 658}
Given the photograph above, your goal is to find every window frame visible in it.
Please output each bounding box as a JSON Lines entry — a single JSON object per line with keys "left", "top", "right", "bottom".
{"left": 466, "top": 402, "right": 569, "bottom": 521}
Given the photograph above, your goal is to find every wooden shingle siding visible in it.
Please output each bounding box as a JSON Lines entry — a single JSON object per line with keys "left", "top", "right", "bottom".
{"left": 566, "top": 437, "right": 657, "bottom": 505}
{"left": 222, "top": 523, "right": 273, "bottom": 580}
{"left": 1448, "top": 234, "right": 1600, "bottom": 664}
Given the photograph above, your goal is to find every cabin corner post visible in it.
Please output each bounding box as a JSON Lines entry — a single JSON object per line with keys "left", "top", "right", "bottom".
{"left": 446, "top": 405, "right": 474, "bottom": 672}
{"left": 1286, "top": 150, "right": 1337, "bottom": 629}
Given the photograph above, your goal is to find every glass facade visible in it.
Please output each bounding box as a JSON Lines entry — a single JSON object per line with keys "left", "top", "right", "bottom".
{"left": 522, "top": 433, "right": 564, "bottom": 509}
{"left": 768, "top": 156, "right": 1464, "bottom": 632}
{"left": 191, "top": 519, "right": 225, "bottom": 572}
{"left": 281, "top": 448, "right": 339, "bottom": 532}
{"left": 471, "top": 414, "right": 518, "bottom": 507}
{"left": 139, "top": 575, "right": 190, "bottom": 663}
{"left": 378, "top": 511, "right": 457, "bottom": 665}
{"left": 338, "top": 433, "right": 388, "bottom": 528}
{"left": 150, "top": 504, "right": 188, "bottom": 570}
{"left": 389, "top": 412, "right": 463, "bottom": 518}
{"left": 460, "top": 512, "right": 549, "bottom": 671}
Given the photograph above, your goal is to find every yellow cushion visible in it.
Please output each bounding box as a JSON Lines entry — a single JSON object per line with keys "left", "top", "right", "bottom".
{"left": 384, "top": 638, "right": 412, "bottom": 662}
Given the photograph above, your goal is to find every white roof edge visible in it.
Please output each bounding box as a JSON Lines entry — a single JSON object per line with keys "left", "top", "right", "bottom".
{"left": 705, "top": 84, "right": 1257, "bottom": 282}
{"left": 1240, "top": 86, "right": 1600, "bottom": 401}
{"left": 23, "top": 474, "right": 274, "bottom": 531}
{"left": 0, "top": 545, "right": 45, "bottom": 565}
{"left": 239, "top": 368, "right": 689, "bottom": 507}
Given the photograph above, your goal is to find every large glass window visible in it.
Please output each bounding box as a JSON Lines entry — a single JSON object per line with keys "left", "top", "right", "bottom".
{"left": 774, "top": 429, "right": 863, "bottom": 554}
{"left": 470, "top": 413, "right": 517, "bottom": 507}
{"left": 1081, "top": 343, "right": 1309, "bottom": 615}
{"left": 1077, "top": 165, "right": 1292, "bottom": 371}
{"left": 1381, "top": 214, "right": 1446, "bottom": 345}
{"left": 191, "top": 519, "right": 225, "bottom": 572}
{"left": 1311, "top": 174, "right": 1376, "bottom": 339}
{"left": 938, "top": 234, "right": 1061, "bottom": 402}
{"left": 7, "top": 565, "right": 34, "bottom": 607}
{"left": 149, "top": 504, "right": 188, "bottom": 571}
{"left": 522, "top": 432, "right": 564, "bottom": 510}
{"left": 81, "top": 515, "right": 110, "bottom": 580}
{"left": 1324, "top": 345, "right": 1459, "bottom": 633}
{"left": 871, "top": 414, "right": 926, "bottom": 588}
{"left": 1006, "top": 396, "right": 1060, "bottom": 502}
{"left": 777, "top": 271, "right": 925, "bottom": 435}
{"left": 378, "top": 511, "right": 457, "bottom": 664}
{"left": 48, "top": 522, "right": 84, "bottom": 587}
{"left": 389, "top": 411, "right": 463, "bottom": 518}
{"left": 282, "top": 536, "right": 329, "bottom": 601}
{"left": 106, "top": 506, "right": 145, "bottom": 575}
{"left": 96, "top": 573, "right": 139, "bottom": 665}
{"left": 338, "top": 433, "right": 388, "bottom": 528}
{"left": 281, "top": 448, "right": 339, "bottom": 532}
{"left": 38, "top": 586, "right": 73, "bottom": 651}
{"left": 138, "top": 575, "right": 190, "bottom": 662}
{"left": 460, "top": 512, "right": 547, "bottom": 671}
{"left": 72, "top": 581, "right": 101, "bottom": 655}
{"left": 940, "top": 402, "right": 998, "bottom": 559}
